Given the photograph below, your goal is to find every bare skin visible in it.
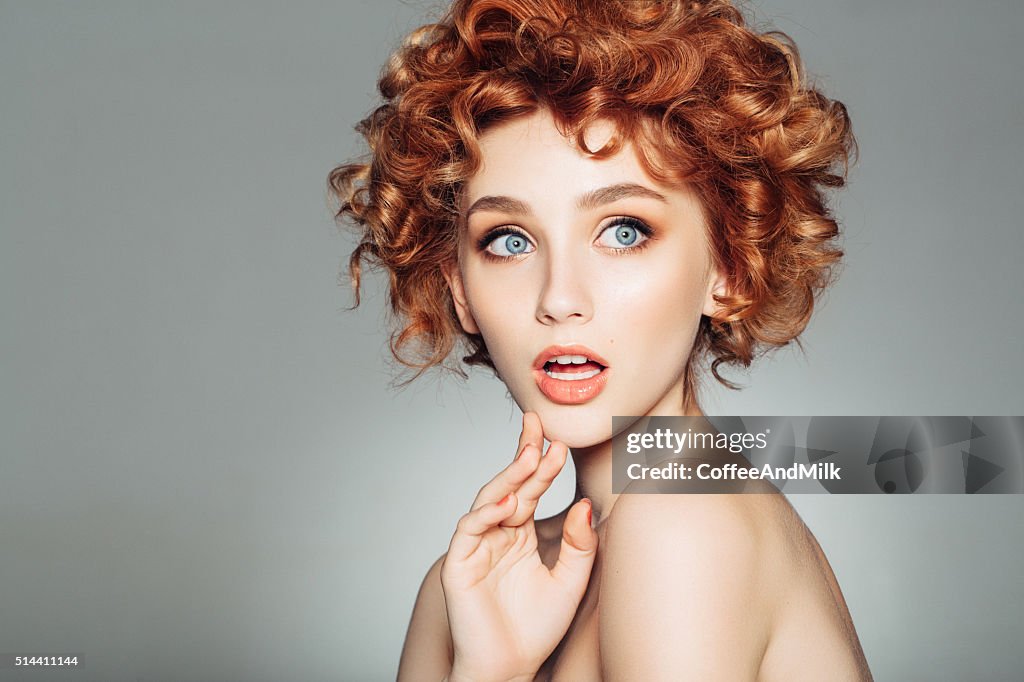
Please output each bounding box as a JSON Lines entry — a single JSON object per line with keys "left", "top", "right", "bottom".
{"left": 397, "top": 414, "right": 873, "bottom": 681}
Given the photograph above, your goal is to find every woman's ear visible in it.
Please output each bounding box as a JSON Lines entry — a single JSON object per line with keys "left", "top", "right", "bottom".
{"left": 442, "top": 264, "right": 480, "bottom": 335}
{"left": 701, "top": 266, "right": 729, "bottom": 319}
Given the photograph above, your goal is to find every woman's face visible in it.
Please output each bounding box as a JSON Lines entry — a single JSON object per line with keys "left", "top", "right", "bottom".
{"left": 447, "top": 109, "right": 724, "bottom": 447}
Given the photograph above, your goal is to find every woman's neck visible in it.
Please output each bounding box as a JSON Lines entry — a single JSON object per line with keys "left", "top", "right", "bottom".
{"left": 569, "top": 398, "right": 705, "bottom": 526}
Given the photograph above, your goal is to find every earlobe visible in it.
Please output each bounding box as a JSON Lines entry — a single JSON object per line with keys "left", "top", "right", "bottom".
{"left": 701, "top": 267, "right": 729, "bottom": 319}
{"left": 442, "top": 264, "right": 480, "bottom": 335}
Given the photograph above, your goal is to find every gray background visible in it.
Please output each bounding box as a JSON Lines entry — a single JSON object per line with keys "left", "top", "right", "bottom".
{"left": 2, "top": 0, "right": 1022, "bottom": 680}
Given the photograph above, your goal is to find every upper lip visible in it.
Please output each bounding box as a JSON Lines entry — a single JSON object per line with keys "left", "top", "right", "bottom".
{"left": 532, "top": 344, "right": 610, "bottom": 370}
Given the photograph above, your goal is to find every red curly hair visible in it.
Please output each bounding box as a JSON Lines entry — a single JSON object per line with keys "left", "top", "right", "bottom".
{"left": 329, "top": 0, "right": 855, "bottom": 401}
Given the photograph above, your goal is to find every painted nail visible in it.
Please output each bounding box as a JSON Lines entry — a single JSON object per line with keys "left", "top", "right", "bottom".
{"left": 498, "top": 493, "right": 512, "bottom": 505}
{"left": 585, "top": 499, "right": 592, "bottom": 525}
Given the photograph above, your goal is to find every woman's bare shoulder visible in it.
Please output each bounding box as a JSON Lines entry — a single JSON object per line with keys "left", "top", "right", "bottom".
{"left": 603, "top": 489, "right": 833, "bottom": 603}
{"left": 601, "top": 492, "right": 871, "bottom": 680}
{"left": 397, "top": 553, "right": 453, "bottom": 681}
{"left": 596, "top": 491, "right": 810, "bottom": 679}
{"left": 605, "top": 487, "right": 799, "bottom": 551}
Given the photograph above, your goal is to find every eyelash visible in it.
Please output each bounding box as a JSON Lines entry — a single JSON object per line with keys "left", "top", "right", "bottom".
{"left": 476, "top": 226, "right": 527, "bottom": 258}
{"left": 477, "top": 217, "right": 655, "bottom": 262}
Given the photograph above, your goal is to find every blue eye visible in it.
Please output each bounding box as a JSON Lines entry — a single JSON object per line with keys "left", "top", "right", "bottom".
{"left": 597, "top": 218, "right": 651, "bottom": 249}
{"left": 485, "top": 230, "right": 534, "bottom": 257}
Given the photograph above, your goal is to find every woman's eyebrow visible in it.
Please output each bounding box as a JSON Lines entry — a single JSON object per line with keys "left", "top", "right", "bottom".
{"left": 577, "top": 183, "right": 668, "bottom": 210}
{"left": 465, "top": 196, "right": 532, "bottom": 221}
{"left": 465, "top": 183, "right": 668, "bottom": 222}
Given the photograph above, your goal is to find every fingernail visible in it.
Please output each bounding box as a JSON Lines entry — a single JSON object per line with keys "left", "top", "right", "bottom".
{"left": 585, "top": 499, "right": 592, "bottom": 525}
{"left": 515, "top": 444, "right": 528, "bottom": 461}
{"left": 498, "top": 493, "right": 512, "bottom": 505}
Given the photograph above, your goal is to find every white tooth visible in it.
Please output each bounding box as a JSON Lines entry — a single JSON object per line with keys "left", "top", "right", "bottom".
{"left": 571, "top": 355, "right": 587, "bottom": 364}
{"left": 546, "top": 368, "right": 601, "bottom": 381}
{"left": 555, "top": 356, "right": 573, "bottom": 365}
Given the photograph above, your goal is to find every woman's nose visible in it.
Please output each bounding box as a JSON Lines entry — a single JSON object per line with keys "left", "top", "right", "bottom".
{"left": 535, "top": 253, "right": 593, "bottom": 326}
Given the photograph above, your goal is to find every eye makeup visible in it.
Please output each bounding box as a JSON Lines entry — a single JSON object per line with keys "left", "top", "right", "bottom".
{"left": 596, "top": 216, "right": 655, "bottom": 255}
{"left": 476, "top": 225, "right": 529, "bottom": 252}
{"left": 475, "top": 216, "right": 657, "bottom": 263}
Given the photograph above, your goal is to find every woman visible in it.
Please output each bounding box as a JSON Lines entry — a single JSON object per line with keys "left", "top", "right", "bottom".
{"left": 330, "top": 0, "right": 871, "bottom": 679}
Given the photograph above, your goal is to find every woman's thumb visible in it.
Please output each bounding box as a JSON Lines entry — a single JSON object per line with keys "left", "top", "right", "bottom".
{"left": 551, "top": 498, "right": 598, "bottom": 589}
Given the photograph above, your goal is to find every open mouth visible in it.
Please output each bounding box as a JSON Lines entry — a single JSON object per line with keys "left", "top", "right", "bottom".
{"left": 542, "top": 354, "right": 607, "bottom": 381}
{"left": 533, "top": 345, "right": 611, "bottom": 404}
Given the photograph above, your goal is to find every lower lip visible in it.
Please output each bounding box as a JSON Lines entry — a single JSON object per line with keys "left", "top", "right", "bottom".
{"left": 533, "top": 366, "right": 610, "bottom": 405}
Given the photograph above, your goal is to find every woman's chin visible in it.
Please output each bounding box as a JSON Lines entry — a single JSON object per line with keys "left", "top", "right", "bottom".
{"left": 536, "top": 411, "right": 613, "bottom": 450}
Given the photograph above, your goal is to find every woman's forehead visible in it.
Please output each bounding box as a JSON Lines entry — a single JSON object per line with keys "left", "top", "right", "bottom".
{"left": 466, "top": 111, "right": 658, "bottom": 203}
{"left": 475, "top": 109, "right": 618, "bottom": 159}
{"left": 461, "top": 111, "right": 708, "bottom": 228}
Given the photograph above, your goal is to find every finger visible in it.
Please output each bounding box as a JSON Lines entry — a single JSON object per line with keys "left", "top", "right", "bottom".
{"left": 499, "top": 440, "right": 569, "bottom": 526}
{"left": 550, "top": 498, "right": 598, "bottom": 594}
{"left": 516, "top": 440, "right": 569, "bottom": 504}
{"left": 470, "top": 443, "right": 540, "bottom": 511}
{"left": 448, "top": 492, "right": 519, "bottom": 562}
{"left": 514, "top": 411, "right": 545, "bottom": 461}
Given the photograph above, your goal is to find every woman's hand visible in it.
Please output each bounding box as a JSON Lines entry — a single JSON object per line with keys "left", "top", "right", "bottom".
{"left": 440, "top": 412, "right": 598, "bottom": 682}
